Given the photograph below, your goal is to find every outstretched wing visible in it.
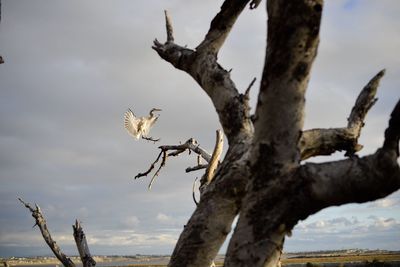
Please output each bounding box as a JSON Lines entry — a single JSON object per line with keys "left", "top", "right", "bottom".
{"left": 124, "top": 109, "right": 141, "bottom": 139}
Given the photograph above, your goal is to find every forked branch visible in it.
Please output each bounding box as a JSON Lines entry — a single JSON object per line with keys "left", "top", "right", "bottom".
{"left": 300, "top": 70, "right": 386, "bottom": 159}
{"left": 135, "top": 137, "right": 214, "bottom": 189}
{"left": 18, "top": 198, "right": 76, "bottom": 267}
{"left": 152, "top": 9, "right": 253, "bottom": 144}
{"left": 302, "top": 99, "right": 400, "bottom": 212}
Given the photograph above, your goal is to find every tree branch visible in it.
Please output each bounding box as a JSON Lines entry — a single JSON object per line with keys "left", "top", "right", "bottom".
{"left": 196, "top": 0, "right": 250, "bottom": 54}
{"left": 18, "top": 198, "right": 76, "bottom": 267}
{"left": 135, "top": 137, "right": 213, "bottom": 189}
{"left": 300, "top": 70, "right": 385, "bottom": 159}
{"left": 186, "top": 164, "right": 208, "bottom": 173}
{"left": 73, "top": 220, "right": 96, "bottom": 267}
{"left": 153, "top": 10, "right": 253, "bottom": 144}
{"left": 301, "top": 99, "right": 400, "bottom": 213}
{"left": 302, "top": 149, "right": 400, "bottom": 211}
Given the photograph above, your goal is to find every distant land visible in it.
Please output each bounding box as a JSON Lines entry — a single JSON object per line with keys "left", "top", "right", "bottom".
{"left": 1, "top": 249, "right": 400, "bottom": 266}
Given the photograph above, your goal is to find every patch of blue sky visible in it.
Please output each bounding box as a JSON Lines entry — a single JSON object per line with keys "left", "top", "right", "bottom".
{"left": 343, "top": 0, "right": 361, "bottom": 11}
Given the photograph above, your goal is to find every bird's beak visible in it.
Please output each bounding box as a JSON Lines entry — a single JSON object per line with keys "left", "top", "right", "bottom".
{"left": 154, "top": 108, "right": 162, "bottom": 112}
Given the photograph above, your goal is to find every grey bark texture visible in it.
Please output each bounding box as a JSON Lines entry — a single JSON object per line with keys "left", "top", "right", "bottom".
{"left": 149, "top": 0, "right": 400, "bottom": 267}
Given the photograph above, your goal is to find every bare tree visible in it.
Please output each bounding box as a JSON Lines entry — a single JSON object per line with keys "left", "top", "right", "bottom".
{"left": 145, "top": 1, "right": 400, "bottom": 266}
{"left": 19, "top": 198, "right": 96, "bottom": 267}
{"left": 18, "top": 1, "right": 399, "bottom": 267}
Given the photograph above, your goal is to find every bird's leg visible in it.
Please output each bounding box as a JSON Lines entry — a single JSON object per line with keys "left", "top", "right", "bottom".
{"left": 142, "top": 136, "right": 160, "bottom": 142}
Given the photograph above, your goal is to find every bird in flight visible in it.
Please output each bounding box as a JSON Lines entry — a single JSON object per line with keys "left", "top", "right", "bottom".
{"left": 124, "top": 108, "right": 162, "bottom": 142}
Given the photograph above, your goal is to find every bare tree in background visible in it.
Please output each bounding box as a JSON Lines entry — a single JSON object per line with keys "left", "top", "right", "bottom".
{"left": 18, "top": 1, "right": 400, "bottom": 267}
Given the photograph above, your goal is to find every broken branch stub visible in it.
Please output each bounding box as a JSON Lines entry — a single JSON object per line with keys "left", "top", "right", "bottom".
{"left": 200, "top": 130, "right": 224, "bottom": 193}
{"left": 73, "top": 220, "right": 96, "bottom": 267}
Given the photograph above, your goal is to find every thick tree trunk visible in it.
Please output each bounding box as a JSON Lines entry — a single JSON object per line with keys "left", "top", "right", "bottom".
{"left": 151, "top": 0, "right": 399, "bottom": 267}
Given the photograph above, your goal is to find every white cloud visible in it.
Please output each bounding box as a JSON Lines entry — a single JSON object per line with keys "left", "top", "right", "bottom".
{"left": 286, "top": 216, "right": 400, "bottom": 251}
{"left": 368, "top": 198, "right": 400, "bottom": 208}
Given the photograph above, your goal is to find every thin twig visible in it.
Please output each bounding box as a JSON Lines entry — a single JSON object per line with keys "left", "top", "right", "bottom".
{"left": 192, "top": 177, "right": 199, "bottom": 206}
{"left": 245, "top": 77, "right": 256, "bottom": 98}
{"left": 135, "top": 150, "right": 163, "bottom": 179}
{"left": 142, "top": 136, "right": 160, "bottom": 142}
{"left": 186, "top": 164, "right": 208, "bottom": 173}
{"left": 148, "top": 151, "right": 167, "bottom": 190}
{"left": 135, "top": 137, "right": 214, "bottom": 189}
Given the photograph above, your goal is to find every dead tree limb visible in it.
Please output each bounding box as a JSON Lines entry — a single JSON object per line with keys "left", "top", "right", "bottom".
{"left": 136, "top": 137, "right": 213, "bottom": 189}
{"left": 153, "top": 9, "right": 253, "bottom": 144}
{"left": 18, "top": 198, "right": 76, "bottom": 267}
{"left": 301, "top": 99, "right": 400, "bottom": 212}
{"left": 73, "top": 220, "right": 96, "bottom": 267}
{"left": 300, "top": 70, "right": 385, "bottom": 159}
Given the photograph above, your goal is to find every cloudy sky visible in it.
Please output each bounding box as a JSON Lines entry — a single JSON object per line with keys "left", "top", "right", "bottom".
{"left": 0, "top": 0, "right": 399, "bottom": 257}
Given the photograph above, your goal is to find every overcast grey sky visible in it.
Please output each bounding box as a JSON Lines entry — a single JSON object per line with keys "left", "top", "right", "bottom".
{"left": 0, "top": 0, "right": 399, "bottom": 257}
